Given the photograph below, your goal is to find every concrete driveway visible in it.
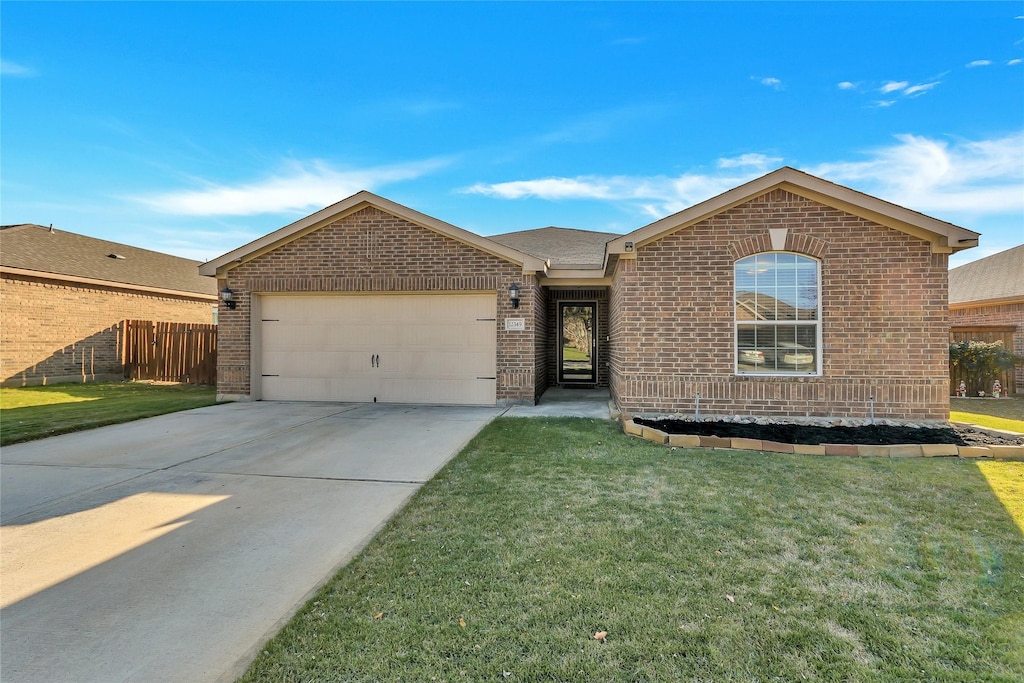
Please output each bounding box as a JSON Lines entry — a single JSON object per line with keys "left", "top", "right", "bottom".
{"left": 0, "top": 401, "right": 502, "bottom": 683}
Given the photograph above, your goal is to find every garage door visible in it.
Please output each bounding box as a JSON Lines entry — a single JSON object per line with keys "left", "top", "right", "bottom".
{"left": 258, "top": 293, "right": 497, "bottom": 405}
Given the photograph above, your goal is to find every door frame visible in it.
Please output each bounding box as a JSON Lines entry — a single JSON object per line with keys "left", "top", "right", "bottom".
{"left": 557, "top": 301, "right": 597, "bottom": 384}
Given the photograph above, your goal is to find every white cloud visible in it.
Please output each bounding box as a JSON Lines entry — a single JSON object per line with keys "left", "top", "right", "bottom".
{"left": 966, "top": 59, "right": 993, "bottom": 68}
{"left": 808, "top": 132, "right": 1024, "bottom": 216}
{"left": 136, "top": 158, "right": 449, "bottom": 216}
{"left": 903, "top": 81, "right": 941, "bottom": 96}
{"left": 462, "top": 166, "right": 773, "bottom": 219}
{"left": 879, "top": 80, "right": 908, "bottom": 94}
{"left": 837, "top": 81, "right": 857, "bottom": 90}
{"left": 464, "top": 132, "right": 1024, "bottom": 225}
{"left": 1009, "top": 59, "right": 1023, "bottom": 66}
{"left": 717, "top": 153, "right": 783, "bottom": 170}
{"left": 759, "top": 77, "right": 783, "bottom": 89}
{"left": 1, "top": 59, "right": 36, "bottom": 77}
{"left": 872, "top": 100, "right": 897, "bottom": 108}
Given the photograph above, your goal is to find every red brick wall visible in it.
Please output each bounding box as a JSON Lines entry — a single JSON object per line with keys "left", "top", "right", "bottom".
{"left": 533, "top": 284, "right": 549, "bottom": 400}
{"left": 217, "top": 206, "right": 536, "bottom": 403}
{"left": 950, "top": 302, "right": 1024, "bottom": 392}
{"left": 610, "top": 189, "right": 951, "bottom": 421}
{"left": 1, "top": 273, "right": 215, "bottom": 386}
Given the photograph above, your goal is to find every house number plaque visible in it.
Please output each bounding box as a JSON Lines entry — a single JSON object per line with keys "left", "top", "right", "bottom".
{"left": 505, "top": 318, "right": 526, "bottom": 331}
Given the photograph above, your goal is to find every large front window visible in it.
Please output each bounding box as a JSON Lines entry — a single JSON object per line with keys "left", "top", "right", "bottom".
{"left": 735, "top": 253, "right": 820, "bottom": 375}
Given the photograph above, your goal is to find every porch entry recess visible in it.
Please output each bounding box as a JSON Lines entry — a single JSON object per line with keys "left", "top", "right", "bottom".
{"left": 558, "top": 302, "right": 597, "bottom": 384}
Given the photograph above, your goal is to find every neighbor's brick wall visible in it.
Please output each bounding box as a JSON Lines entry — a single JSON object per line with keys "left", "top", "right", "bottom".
{"left": 950, "top": 302, "right": 1024, "bottom": 392}
{"left": 218, "top": 206, "right": 535, "bottom": 403}
{"left": 1, "top": 273, "right": 215, "bottom": 386}
{"left": 546, "top": 288, "right": 610, "bottom": 387}
{"left": 610, "top": 189, "right": 951, "bottom": 421}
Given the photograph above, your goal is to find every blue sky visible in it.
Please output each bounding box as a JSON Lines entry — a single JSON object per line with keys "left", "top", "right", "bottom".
{"left": 2, "top": 2, "right": 1022, "bottom": 268}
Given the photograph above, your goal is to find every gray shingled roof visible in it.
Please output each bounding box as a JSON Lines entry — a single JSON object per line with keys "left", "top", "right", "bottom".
{"left": 949, "top": 244, "right": 1024, "bottom": 304}
{"left": 0, "top": 224, "right": 217, "bottom": 296}
{"left": 489, "top": 227, "right": 621, "bottom": 267}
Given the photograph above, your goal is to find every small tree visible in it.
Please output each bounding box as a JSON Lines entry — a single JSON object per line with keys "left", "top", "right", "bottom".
{"left": 949, "top": 340, "right": 1021, "bottom": 396}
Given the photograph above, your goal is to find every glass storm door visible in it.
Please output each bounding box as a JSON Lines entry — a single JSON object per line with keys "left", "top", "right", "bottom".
{"left": 558, "top": 302, "right": 596, "bottom": 383}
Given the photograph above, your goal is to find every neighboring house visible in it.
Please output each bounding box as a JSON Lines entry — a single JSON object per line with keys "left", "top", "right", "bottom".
{"left": 199, "top": 167, "right": 978, "bottom": 421}
{"left": 949, "top": 244, "right": 1024, "bottom": 395}
{"left": 1, "top": 224, "right": 218, "bottom": 386}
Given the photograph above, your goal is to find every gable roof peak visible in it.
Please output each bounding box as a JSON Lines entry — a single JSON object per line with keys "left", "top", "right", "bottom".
{"left": 198, "top": 190, "right": 547, "bottom": 276}
{"left": 606, "top": 166, "right": 979, "bottom": 256}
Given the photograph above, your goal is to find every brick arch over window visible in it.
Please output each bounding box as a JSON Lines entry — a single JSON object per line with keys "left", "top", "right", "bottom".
{"left": 727, "top": 231, "right": 829, "bottom": 261}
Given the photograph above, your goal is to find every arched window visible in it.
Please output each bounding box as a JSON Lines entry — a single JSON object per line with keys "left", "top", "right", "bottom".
{"left": 735, "top": 253, "right": 820, "bottom": 375}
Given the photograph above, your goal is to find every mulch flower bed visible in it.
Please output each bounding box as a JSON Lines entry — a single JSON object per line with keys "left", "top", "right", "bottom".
{"left": 632, "top": 418, "right": 1024, "bottom": 447}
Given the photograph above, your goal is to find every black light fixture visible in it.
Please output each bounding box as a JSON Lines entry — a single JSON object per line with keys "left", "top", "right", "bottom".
{"left": 508, "top": 283, "right": 521, "bottom": 309}
{"left": 220, "top": 286, "right": 236, "bottom": 310}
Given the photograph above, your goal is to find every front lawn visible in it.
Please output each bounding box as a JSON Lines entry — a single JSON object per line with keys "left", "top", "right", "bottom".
{"left": 951, "top": 396, "right": 1024, "bottom": 433}
{"left": 241, "top": 418, "right": 1023, "bottom": 682}
{"left": 0, "top": 382, "right": 218, "bottom": 446}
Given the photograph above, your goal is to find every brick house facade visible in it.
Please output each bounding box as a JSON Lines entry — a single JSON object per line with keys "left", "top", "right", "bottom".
{"left": 607, "top": 190, "right": 952, "bottom": 420}
{"left": 1, "top": 225, "right": 217, "bottom": 386}
{"left": 201, "top": 168, "right": 978, "bottom": 420}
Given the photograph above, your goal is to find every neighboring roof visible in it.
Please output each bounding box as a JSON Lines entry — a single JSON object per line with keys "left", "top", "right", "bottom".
{"left": 607, "top": 167, "right": 980, "bottom": 262}
{"left": 489, "top": 227, "right": 621, "bottom": 267}
{"left": 1, "top": 224, "right": 217, "bottom": 297}
{"left": 949, "top": 244, "right": 1024, "bottom": 306}
{"left": 199, "top": 190, "right": 547, "bottom": 277}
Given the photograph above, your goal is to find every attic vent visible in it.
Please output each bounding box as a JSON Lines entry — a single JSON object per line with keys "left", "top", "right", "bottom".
{"left": 108, "top": 253, "right": 126, "bottom": 260}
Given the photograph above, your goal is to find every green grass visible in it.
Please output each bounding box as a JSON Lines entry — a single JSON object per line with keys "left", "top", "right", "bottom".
{"left": 561, "top": 346, "right": 590, "bottom": 361}
{"left": 951, "top": 396, "right": 1024, "bottom": 433}
{"left": 241, "top": 418, "right": 1024, "bottom": 682}
{"left": 0, "top": 382, "right": 218, "bottom": 446}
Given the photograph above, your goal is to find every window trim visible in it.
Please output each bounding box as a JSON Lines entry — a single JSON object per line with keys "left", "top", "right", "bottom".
{"left": 734, "top": 252, "right": 822, "bottom": 377}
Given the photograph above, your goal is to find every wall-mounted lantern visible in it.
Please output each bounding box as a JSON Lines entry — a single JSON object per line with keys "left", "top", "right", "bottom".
{"left": 220, "top": 287, "right": 237, "bottom": 310}
{"left": 508, "top": 283, "right": 521, "bottom": 309}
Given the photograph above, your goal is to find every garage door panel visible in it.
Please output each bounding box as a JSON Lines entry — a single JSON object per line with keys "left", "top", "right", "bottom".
{"left": 383, "top": 350, "right": 494, "bottom": 378}
{"left": 258, "top": 294, "right": 496, "bottom": 405}
{"left": 380, "top": 378, "right": 494, "bottom": 406}
{"left": 262, "top": 377, "right": 329, "bottom": 401}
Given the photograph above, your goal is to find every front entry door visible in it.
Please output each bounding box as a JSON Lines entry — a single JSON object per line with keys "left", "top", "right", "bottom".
{"left": 558, "top": 302, "right": 596, "bottom": 383}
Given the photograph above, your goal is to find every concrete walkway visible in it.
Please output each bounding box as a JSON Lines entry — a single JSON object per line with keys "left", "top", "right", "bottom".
{"left": 0, "top": 402, "right": 502, "bottom": 683}
{"left": 505, "top": 387, "right": 616, "bottom": 419}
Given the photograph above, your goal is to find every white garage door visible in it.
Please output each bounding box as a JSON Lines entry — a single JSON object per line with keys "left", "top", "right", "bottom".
{"left": 258, "top": 293, "right": 497, "bottom": 405}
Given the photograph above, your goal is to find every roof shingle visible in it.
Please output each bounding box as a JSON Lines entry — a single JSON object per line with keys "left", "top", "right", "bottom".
{"left": 488, "top": 227, "right": 621, "bottom": 267}
{"left": 949, "top": 244, "right": 1024, "bottom": 304}
{"left": 0, "top": 224, "right": 216, "bottom": 296}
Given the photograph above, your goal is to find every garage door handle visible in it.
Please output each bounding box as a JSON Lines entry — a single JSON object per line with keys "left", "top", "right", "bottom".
{"left": 371, "top": 354, "right": 380, "bottom": 368}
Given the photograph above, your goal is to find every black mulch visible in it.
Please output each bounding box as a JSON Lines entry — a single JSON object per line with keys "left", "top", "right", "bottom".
{"left": 632, "top": 418, "right": 1024, "bottom": 447}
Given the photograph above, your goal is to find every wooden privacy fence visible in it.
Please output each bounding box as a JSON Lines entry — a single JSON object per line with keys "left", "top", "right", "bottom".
{"left": 122, "top": 320, "right": 217, "bottom": 385}
{"left": 949, "top": 326, "right": 1017, "bottom": 396}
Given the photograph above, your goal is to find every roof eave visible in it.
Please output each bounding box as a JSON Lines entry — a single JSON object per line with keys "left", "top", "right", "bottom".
{"left": 1, "top": 265, "right": 218, "bottom": 300}
{"left": 950, "top": 295, "right": 1024, "bottom": 309}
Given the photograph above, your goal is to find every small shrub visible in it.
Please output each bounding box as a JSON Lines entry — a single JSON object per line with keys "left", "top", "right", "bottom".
{"left": 949, "top": 340, "right": 1021, "bottom": 396}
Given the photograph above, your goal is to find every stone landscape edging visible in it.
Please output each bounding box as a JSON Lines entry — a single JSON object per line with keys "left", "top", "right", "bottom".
{"left": 622, "top": 419, "right": 1024, "bottom": 461}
